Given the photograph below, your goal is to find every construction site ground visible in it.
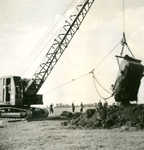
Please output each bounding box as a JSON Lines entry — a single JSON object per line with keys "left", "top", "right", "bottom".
{"left": 0, "top": 111, "right": 144, "bottom": 150}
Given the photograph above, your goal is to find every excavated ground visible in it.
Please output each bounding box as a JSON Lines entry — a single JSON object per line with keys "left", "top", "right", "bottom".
{"left": 69, "top": 104, "right": 144, "bottom": 130}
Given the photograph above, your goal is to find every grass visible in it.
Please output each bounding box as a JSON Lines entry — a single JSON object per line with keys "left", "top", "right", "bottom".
{"left": 1, "top": 107, "right": 144, "bottom": 150}
{"left": 1, "top": 119, "right": 144, "bottom": 150}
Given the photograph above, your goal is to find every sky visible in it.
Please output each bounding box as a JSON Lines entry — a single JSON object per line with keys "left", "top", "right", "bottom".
{"left": 0, "top": 0, "right": 144, "bottom": 107}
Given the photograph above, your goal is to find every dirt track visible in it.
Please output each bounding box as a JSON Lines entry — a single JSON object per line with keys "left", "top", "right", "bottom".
{"left": 0, "top": 118, "right": 144, "bottom": 150}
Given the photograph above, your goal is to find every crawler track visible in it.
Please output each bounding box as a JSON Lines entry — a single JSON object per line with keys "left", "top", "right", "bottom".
{"left": 0, "top": 117, "right": 26, "bottom": 122}
{"left": 0, "top": 107, "right": 49, "bottom": 121}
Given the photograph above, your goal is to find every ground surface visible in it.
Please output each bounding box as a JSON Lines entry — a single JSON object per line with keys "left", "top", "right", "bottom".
{"left": 0, "top": 118, "right": 144, "bottom": 150}
{"left": 1, "top": 107, "right": 144, "bottom": 150}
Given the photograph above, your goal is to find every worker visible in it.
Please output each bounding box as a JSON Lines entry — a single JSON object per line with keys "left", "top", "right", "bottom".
{"left": 80, "top": 102, "right": 85, "bottom": 113}
{"left": 98, "top": 100, "right": 102, "bottom": 110}
{"left": 72, "top": 101, "right": 75, "bottom": 113}
{"left": 103, "top": 99, "right": 108, "bottom": 108}
{"left": 50, "top": 103, "right": 54, "bottom": 114}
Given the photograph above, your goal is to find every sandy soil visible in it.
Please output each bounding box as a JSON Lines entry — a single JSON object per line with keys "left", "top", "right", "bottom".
{"left": 0, "top": 118, "right": 144, "bottom": 150}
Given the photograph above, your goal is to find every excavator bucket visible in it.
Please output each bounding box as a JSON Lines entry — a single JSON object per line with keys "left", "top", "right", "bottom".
{"left": 111, "top": 55, "right": 144, "bottom": 105}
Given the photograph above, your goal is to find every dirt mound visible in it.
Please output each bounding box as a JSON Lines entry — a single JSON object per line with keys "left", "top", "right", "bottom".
{"left": 60, "top": 111, "right": 82, "bottom": 119}
{"left": 70, "top": 104, "right": 144, "bottom": 129}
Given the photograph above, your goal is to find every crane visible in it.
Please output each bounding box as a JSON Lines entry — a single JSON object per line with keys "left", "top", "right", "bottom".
{"left": 0, "top": 0, "right": 95, "bottom": 119}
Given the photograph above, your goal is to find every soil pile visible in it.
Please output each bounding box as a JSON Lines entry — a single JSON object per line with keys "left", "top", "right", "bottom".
{"left": 70, "top": 104, "right": 144, "bottom": 129}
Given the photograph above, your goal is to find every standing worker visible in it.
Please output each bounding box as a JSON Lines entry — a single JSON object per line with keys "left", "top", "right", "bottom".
{"left": 80, "top": 102, "right": 85, "bottom": 113}
{"left": 72, "top": 101, "right": 75, "bottom": 113}
{"left": 98, "top": 100, "right": 103, "bottom": 110}
{"left": 50, "top": 103, "right": 54, "bottom": 114}
{"left": 103, "top": 99, "right": 108, "bottom": 108}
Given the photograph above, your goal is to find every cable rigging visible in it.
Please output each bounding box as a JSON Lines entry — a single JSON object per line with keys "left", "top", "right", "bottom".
{"left": 90, "top": 42, "right": 120, "bottom": 101}
{"left": 13, "top": 0, "right": 77, "bottom": 76}
{"left": 93, "top": 41, "right": 120, "bottom": 70}
{"left": 42, "top": 0, "right": 131, "bottom": 101}
{"left": 42, "top": 41, "right": 121, "bottom": 96}
{"left": 92, "top": 71, "right": 112, "bottom": 95}
{"left": 14, "top": 0, "right": 133, "bottom": 101}
{"left": 43, "top": 72, "right": 89, "bottom": 95}
{"left": 120, "top": 0, "right": 135, "bottom": 58}
{"left": 21, "top": 0, "right": 77, "bottom": 76}
{"left": 92, "top": 73, "right": 113, "bottom": 100}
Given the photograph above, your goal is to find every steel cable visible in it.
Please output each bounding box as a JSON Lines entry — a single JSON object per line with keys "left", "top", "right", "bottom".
{"left": 14, "top": 0, "right": 77, "bottom": 76}
{"left": 42, "top": 41, "right": 120, "bottom": 95}
{"left": 92, "top": 74, "right": 113, "bottom": 100}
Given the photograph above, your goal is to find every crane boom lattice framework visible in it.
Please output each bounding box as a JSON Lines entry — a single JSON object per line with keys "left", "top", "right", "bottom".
{"left": 25, "top": 0, "right": 95, "bottom": 95}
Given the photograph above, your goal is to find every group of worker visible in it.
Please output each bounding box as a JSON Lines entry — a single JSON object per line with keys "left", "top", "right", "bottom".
{"left": 48, "top": 102, "right": 85, "bottom": 114}
{"left": 97, "top": 99, "right": 108, "bottom": 110}
{"left": 72, "top": 100, "right": 108, "bottom": 113}
{"left": 71, "top": 101, "right": 85, "bottom": 113}
{"left": 48, "top": 100, "right": 108, "bottom": 115}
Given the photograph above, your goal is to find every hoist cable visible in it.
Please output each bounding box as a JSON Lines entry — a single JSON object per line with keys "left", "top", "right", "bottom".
{"left": 123, "top": 0, "right": 125, "bottom": 33}
{"left": 121, "top": 0, "right": 135, "bottom": 58}
{"left": 18, "top": 0, "right": 77, "bottom": 76}
{"left": 19, "top": 32, "right": 57, "bottom": 76}
{"left": 93, "top": 41, "right": 120, "bottom": 70}
{"left": 92, "top": 73, "right": 112, "bottom": 94}
{"left": 14, "top": 0, "right": 77, "bottom": 76}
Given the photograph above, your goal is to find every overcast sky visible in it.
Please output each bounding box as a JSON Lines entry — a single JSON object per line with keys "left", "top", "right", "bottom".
{"left": 0, "top": 0, "right": 144, "bottom": 107}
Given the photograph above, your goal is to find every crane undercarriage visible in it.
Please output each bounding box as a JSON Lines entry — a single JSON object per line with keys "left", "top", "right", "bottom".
{"left": 0, "top": 106, "right": 49, "bottom": 120}
{"left": 0, "top": 76, "right": 49, "bottom": 120}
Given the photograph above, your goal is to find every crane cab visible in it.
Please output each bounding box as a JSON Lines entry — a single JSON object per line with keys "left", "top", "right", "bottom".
{"left": 0, "top": 76, "right": 23, "bottom": 106}
{"left": 0, "top": 76, "right": 43, "bottom": 107}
